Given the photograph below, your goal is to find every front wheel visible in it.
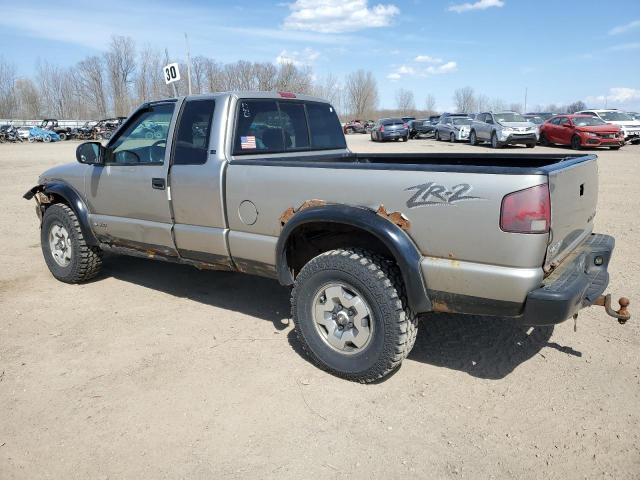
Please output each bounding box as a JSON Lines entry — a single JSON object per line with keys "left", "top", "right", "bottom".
{"left": 469, "top": 130, "right": 477, "bottom": 145}
{"left": 610, "top": 146, "right": 621, "bottom": 150}
{"left": 449, "top": 132, "right": 455, "bottom": 143}
{"left": 539, "top": 133, "right": 550, "bottom": 146}
{"left": 571, "top": 135, "right": 582, "bottom": 150}
{"left": 490, "top": 132, "right": 501, "bottom": 149}
{"left": 291, "top": 249, "right": 418, "bottom": 383}
{"left": 435, "top": 130, "right": 441, "bottom": 141}
{"left": 58, "top": 132, "right": 67, "bottom": 141}
{"left": 41, "top": 204, "right": 103, "bottom": 283}
{"left": 526, "top": 143, "right": 535, "bottom": 149}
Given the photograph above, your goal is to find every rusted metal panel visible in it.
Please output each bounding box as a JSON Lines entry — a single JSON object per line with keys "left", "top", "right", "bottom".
{"left": 376, "top": 204, "right": 410, "bottom": 231}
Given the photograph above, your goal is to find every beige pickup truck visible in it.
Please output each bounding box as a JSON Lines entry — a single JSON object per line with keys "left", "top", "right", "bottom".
{"left": 25, "top": 91, "right": 630, "bottom": 382}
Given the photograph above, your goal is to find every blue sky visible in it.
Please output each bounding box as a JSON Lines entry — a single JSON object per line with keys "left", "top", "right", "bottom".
{"left": 1, "top": 0, "right": 639, "bottom": 111}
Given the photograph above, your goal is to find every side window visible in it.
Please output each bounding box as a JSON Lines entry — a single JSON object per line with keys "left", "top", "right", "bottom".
{"left": 550, "top": 117, "right": 561, "bottom": 125}
{"left": 486, "top": 114, "right": 494, "bottom": 124}
{"left": 306, "top": 102, "right": 346, "bottom": 150}
{"left": 173, "top": 99, "right": 215, "bottom": 165}
{"left": 234, "top": 100, "right": 283, "bottom": 154}
{"left": 279, "top": 102, "right": 310, "bottom": 150}
{"left": 109, "top": 103, "right": 175, "bottom": 164}
{"left": 559, "top": 117, "right": 570, "bottom": 126}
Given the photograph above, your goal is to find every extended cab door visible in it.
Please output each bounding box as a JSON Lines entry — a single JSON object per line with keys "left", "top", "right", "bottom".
{"left": 167, "top": 97, "right": 233, "bottom": 268}
{"left": 84, "top": 101, "right": 177, "bottom": 255}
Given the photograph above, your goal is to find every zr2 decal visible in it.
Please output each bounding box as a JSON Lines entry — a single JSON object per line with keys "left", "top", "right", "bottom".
{"left": 405, "top": 182, "right": 482, "bottom": 208}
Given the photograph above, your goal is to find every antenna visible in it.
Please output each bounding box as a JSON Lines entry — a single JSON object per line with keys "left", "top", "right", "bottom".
{"left": 185, "top": 33, "right": 192, "bottom": 96}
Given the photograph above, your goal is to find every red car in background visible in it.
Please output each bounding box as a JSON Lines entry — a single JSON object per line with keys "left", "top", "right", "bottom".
{"left": 540, "top": 114, "right": 624, "bottom": 150}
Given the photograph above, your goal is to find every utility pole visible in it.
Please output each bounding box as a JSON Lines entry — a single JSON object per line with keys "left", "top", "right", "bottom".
{"left": 164, "top": 48, "right": 178, "bottom": 97}
{"left": 185, "top": 33, "right": 192, "bottom": 95}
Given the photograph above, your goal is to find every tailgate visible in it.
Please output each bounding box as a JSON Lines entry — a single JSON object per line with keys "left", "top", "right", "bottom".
{"left": 545, "top": 156, "right": 598, "bottom": 269}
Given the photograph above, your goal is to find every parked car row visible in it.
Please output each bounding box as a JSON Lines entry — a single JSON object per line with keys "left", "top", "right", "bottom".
{"left": 0, "top": 117, "right": 128, "bottom": 144}
{"left": 368, "top": 108, "right": 638, "bottom": 150}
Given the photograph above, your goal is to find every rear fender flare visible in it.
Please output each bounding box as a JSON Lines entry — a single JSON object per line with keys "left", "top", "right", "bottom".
{"left": 276, "top": 204, "right": 431, "bottom": 314}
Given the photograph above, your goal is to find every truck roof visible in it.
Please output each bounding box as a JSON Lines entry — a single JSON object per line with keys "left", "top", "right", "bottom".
{"left": 179, "top": 91, "right": 330, "bottom": 104}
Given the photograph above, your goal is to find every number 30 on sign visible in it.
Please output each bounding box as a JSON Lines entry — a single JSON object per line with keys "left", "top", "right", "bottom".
{"left": 163, "top": 63, "right": 181, "bottom": 85}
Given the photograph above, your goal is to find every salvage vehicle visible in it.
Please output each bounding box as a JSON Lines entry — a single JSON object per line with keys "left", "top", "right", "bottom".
{"left": 408, "top": 118, "right": 436, "bottom": 139}
{"left": 540, "top": 115, "right": 623, "bottom": 150}
{"left": 434, "top": 116, "right": 472, "bottom": 142}
{"left": 370, "top": 118, "right": 409, "bottom": 142}
{"left": 40, "top": 119, "right": 72, "bottom": 141}
{"left": 343, "top": 120, "right": 367, "bottom": 134}
{"left": 24, "top": 91, "right": 630, "bottom": 382}
{"left": 576, "top": 109, "right": 640, "bottom": 144}
{"left": 94, "top": 117, "right": 127, "bottom": 140}
{"left": 72, "top": 121, "right": 98, "bottom": 140}
{"left": 469, "top": 111, "right": 538, "bottom": 148}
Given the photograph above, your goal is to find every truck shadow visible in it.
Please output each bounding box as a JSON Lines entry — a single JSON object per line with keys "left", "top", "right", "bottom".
{"left": 101, "top": 255, "right": 581, "bottom": 380}
{"left": 407, "top": 313, "right": 581, "bottom": 380}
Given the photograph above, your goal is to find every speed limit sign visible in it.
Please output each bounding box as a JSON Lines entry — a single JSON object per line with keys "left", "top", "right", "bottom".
{"left": 163, "top": 63, "right": 181, "bottom": 85}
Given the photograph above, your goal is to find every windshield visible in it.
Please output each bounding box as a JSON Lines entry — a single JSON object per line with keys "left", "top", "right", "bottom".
{"left": 599, "top": 111, "right": 633, "bottom": 121}
{"left": 452, "top": 118, "right": 472, "bottom": 126}
{"left": 573, "top": 117, "right": 607, "bottom": 127}
{"left": 525, "top": 116, "right": 543, "bottom": 124}
{"left": 495, "top": 112, "right": 526, "bottom": 123}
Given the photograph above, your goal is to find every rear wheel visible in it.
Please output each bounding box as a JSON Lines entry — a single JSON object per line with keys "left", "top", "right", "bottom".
{"left": 41, "top": 204, "right": 103, "bottom": 283}
{"left": 291, "top": 249, "right": 418, "bottom": 383}
{"left": 402, "top": 135, "right": 408, "bottom": 142}
{"left": 58, "top": 132, "right": 67, "bottom": 141}
{"left": 346, "top": 127, "right": 354, "bottom": 134}
{"left": 610, "top": 146, "right": 621, "bottom": 150}
{"left": 370, "top": 132, "right": 376, "bottom": 142}
{"left": 571, "top": 135, "right": 582, "bottom": 150}
{"left": 526, "top": 143, "right": 535, "bottom": 149}
{"left": 435, "top": 130, "right": 441, "bottom": 141}
{"left": 469, "top": 130, "right": 477, "bottom": 145}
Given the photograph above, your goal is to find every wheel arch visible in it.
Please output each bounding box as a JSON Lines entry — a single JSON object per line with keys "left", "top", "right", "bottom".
{"left": 24, "top": 182, "right": 99, "bottom": 246}
{"left": 276, "top": 204, "right": 431, "bottom": 314}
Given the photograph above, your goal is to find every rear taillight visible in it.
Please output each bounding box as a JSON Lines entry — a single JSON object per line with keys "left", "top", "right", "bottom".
{"left": 500, "top": 184, "right": 550, "bottom": 233}
{"left": 278, "top": 91, "right": 297, "bottom": 98}
{"left": 403, "top": 123, "right": 409, "bottom": 129}
{"left": 380, "top": 125, "right": 385, "bottom": 132}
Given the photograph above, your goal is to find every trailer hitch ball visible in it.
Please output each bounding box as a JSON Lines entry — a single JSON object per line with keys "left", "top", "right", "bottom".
{"left": 594, "top": 294, "right": 631, "bottom": 324}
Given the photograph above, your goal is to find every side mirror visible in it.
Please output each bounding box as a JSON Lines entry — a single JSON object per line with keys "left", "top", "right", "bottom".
{"left": 76, "top": 142, "right": 104, "bottom": 165}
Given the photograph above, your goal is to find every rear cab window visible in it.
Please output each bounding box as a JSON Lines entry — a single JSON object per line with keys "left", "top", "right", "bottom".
{"left": 233, "top": 99, "right": 345, "bottom": 155}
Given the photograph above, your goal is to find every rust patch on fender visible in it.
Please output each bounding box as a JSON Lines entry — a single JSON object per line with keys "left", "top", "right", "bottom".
{"left": 279, "top": 199, "right": 327, "bottom": 226}
{"left": 431, "top": 300, "right": 453, "bottom": 313}
{"left": 376, "top": 204, "right": 410, "bottom": 231}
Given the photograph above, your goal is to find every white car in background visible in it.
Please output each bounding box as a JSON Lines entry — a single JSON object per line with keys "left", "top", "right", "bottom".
{"left": 576, "top": 109, "right": 640, "bottom": 144}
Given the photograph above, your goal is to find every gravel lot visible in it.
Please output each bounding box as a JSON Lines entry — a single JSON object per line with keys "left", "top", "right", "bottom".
{"left": 1, "top": 137, "right": 639, "bottom": 479}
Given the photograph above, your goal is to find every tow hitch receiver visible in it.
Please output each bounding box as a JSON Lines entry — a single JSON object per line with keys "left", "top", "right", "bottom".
{"left": 593, "top": 295, "right": 631, "bottom": 324}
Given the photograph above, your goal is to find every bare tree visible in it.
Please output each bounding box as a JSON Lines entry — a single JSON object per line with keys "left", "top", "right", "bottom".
{"left": 490, "top": 97, "right": 507, "bottom": 111}
{"left": 313, "top": 73, "right": 342, "bottom": 112}
{"left": 190, "top": 55, "right": 209, "bottom": 94}
{"left": 75, "top": 56, "right": 108, "bottom": 117}
{"left": 204, "top": 59, "right": 225, "bottom": 92}
{"left": 0, "top": 57, "right": 17, "bottom": 117}
{"left": 509, "top": 103, "right": 523, "bottom": 113}
{"left": 475, "top": 93, "right": 490, "bottom": 112}
{"left": 566, "top": 100, "right": 586, "bottom": 113}
{"left": 254, "top": 62, "right": 278, "bottom": 91}
{"left": 276, "top": 62, "right": 312, "bottom": 93}
{"left": 105, "top": 35, "right": 136, "bottom": 116}
{"left": 453, "top": 87, "right": 476, "bottom": 113}
{"left": 395, "top": 88, "right": 415, "bottom": 112}
{"left": 15, "top": 78, "right": 40, "bottom": 118}
{"left": 424, "top": 94, "right": 436, "bottom": 113}
{"left": 37, "top": 61, "right": 75, "bottom": 118}
{"left": 344, "top": 70, "right": 378, "bottom": 118}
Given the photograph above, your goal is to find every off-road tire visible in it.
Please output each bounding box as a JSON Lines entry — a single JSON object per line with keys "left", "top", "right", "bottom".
{"left": 291, "top": 248, "right": 418, "bottom": 383}
{"left": 41, "top": 203, "right": 103, "bottom": 283}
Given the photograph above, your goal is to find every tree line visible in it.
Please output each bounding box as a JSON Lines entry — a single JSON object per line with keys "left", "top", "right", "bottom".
{"left": 0, "top": 35, "right": 587, "bottom": 121}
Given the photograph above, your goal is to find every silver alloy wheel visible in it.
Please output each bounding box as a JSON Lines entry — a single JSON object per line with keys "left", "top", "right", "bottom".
{"left": 312, "top": 283, "right": 373, "bottom": 354}
{"left": 49, "top": 223, "right": 72, "bottom": 267}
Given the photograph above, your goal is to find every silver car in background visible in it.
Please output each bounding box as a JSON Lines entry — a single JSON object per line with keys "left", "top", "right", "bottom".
{"left": 434, "top": 116, "right": 473, "bottom": 142}
{"left": 469, "top": 111, "right": 538, "bottom": 149}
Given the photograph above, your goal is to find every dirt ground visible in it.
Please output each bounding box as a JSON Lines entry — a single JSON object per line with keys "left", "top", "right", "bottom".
{"left": 1, "top": 136, "right": 639, "bottom": 479}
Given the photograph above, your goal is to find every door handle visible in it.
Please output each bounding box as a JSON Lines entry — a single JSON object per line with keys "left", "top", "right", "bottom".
{"left": 151, "top": 178, "right": 165, "bottom": 190}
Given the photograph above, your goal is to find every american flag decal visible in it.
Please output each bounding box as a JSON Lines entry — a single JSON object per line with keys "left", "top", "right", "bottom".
{"left": 240, "top": 135, "right": 256, "bottom": 149}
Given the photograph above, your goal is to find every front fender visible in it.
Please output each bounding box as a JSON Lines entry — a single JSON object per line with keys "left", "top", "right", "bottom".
{"left": 276, "top": 204, "right": 431, "bottom": 314}
{"left": 23, "top": 182, "right": 98, "bottom": 246}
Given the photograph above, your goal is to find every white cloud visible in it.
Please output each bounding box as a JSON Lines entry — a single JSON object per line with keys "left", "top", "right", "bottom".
{"left": 608, "top": 19, "right": 640, "bottom": 35}
{"left": 275, "top": 47, "right": 320, "bottom": 66}
{"left": 586, "top": 87, "right": 640, "bottom": 105}
{"left": 283, "top": 0, "right": 400, "bottom": 33}
{"left": 414, "top": 55, "right": 443, "bottom": 64}
{"left": 607, "top": 42, "right": 640, "bottom": 51}
{"left": 448, "top": 0, "right": 504, "bottom": 13}
{"left": 387, "top": 58, "right": 457, "bottom": 80}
